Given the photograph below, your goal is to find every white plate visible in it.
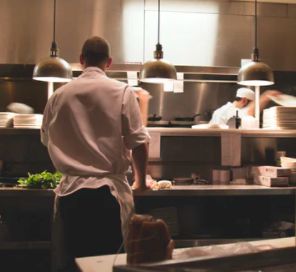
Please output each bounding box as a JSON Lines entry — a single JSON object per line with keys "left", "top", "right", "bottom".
{"left": 268, "top": 94, "right": 296, "bottom": 107}
{"left": 7, "top": 103, "right": 34, "bottom": 114}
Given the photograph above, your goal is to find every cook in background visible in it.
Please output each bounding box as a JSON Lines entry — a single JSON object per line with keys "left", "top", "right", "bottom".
{"left": 209, "top": 88, "right": 281, "bottom": 127}
{"left": 209, "top": 87, "right": 255, "bottom": 126}
{"left": 41, "top": 36, "right": 150, "bottom": 272}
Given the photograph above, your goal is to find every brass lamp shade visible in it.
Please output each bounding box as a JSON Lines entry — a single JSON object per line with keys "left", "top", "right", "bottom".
{"left": 139, "top": 59, "right": 177, "bottom": 83}
{"left": 33, "top": 56, "right": 72, "bottom": 83}
{"left": 238, "top": 60, "right": 274, "bottom": 86}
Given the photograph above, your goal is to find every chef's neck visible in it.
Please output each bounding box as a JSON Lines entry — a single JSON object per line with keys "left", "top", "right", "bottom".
{"left": 81, "top": 57, "right": 112, "bottom": 72}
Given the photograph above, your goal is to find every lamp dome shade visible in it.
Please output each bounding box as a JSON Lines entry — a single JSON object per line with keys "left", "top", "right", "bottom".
{"left": 33, "top": 56, "right": 72, "bottom": 82}
{"left": 238, "top": 60, "right": 274, "bottom": 86}
{"left": 139, "top": 59, "right": 177, "bottom": 83}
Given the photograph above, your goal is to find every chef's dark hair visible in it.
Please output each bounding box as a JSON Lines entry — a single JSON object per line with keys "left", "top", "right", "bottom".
{"left": 81, "top": 36, "right": 110, "bottom": 66}
{"left": 235, "top": 97, "right": 251, "bottom": 102}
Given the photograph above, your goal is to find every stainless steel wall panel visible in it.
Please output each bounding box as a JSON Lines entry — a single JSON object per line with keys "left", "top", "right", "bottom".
{"left": 287, "top": 4, "right": 296, "bottom": 17}
{"left": 141, "top": 81, "right": 237, "bottom": 121}
{"left": 1, "top": 1, "right": 296, "bottom": 69}
{"left": 0, "top": 0, "right": 143, "bottom": 64}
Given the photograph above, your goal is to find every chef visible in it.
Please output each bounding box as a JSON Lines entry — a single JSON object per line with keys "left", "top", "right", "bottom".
{"left": 209, "top": 87, "right": 255, "bottom": 126}
{"left": 41, "top": 36, "right": 150, "bottom": 272}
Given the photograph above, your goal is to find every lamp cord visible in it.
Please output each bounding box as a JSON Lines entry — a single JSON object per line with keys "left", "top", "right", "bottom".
{"left": 254, "top": 0, "right": 257, "bottom": 50}
{"left": 154, "top": 0, "right": 163, "bottom": 59}
{"left": 51, "top": 0, "right": 58, "bottom": 57}
{"left": 53, "top": 0, "right": 56, "bottom": 44}
{"left": 157, "top": 0, "right": 160, "bottom": 44}
{"left": 253, "top": 0, "right": 259, "bottom": 61}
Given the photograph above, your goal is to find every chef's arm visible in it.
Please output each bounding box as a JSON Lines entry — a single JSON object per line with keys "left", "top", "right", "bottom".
{"left": 247, "top": 90, "right": 282, "bottom": 116}
{"left": 131, "top": 142, "right": 149, "bottom": 191}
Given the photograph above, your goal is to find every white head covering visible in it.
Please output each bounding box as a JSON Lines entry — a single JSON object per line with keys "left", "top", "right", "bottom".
{"left": 236, "top": 87, "right": 255, "bottom": 101}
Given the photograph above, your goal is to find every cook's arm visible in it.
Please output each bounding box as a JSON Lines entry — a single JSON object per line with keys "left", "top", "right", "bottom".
{"left": 247, "top": 90, "right": 282, "bottom": 116}
{"left": 121, "top": 86, "right": 150, "bottom": 190}
{"left": 131, "top": 142, "right": 149, "bottom": 191}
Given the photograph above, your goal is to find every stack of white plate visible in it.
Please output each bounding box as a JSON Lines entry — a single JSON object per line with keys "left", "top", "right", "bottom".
{"left": 0, "top": 112, "right": 15, "bottom": 127}
{"left": 13, "top": 114, "right": 43, "bottom": 128}
{"left": 263, "top": 106, "right": 296, "bottom": 129}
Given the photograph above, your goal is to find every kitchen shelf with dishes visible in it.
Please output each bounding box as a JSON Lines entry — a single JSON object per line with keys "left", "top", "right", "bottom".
{"left": 0, "top": 112, "right": 43, "bottom": 129}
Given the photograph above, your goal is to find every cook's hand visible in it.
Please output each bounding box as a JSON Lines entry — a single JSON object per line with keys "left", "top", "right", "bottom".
{"left": 134, "top": 89, "right": 151, "bottom": 101}
{"left": 263, "top": 90, "right": 282, "bottom": 98}
{"left": 131, "top": 181, "right": 149, "bottom": 192}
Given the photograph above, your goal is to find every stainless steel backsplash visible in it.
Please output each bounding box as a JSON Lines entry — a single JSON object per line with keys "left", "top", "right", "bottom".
{"left": 1, "top": 0, "right": 296, "bottom": 70}
{"left": 0, "top": 0, "right": 295, "bottom": 117}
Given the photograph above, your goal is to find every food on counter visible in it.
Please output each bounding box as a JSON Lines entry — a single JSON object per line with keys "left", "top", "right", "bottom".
{"left": 17, "top": 171, "right": 62, "bottom": 189}
{"left": 126, "top": 214, "right": 174, "bottom": 264}
{"left": 151, "top": 180, "right": 172, "bottom": 190}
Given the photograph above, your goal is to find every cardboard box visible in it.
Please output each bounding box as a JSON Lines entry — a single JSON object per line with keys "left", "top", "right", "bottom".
{"left": 254, "top": 175, "right": 289, "bottom": 187}
{"left": 252, "top": 166, "right": 291, "bottom": 178}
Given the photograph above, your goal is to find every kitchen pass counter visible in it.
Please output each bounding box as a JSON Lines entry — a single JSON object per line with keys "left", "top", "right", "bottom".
{"left": 134, "top": 184, "right": 296, "bottom": 197}
{"left": 1, "top": 185, "right": 296, "bottom": 197}
{"left": 76, "top": 237, "right": 296, "bottom": 272}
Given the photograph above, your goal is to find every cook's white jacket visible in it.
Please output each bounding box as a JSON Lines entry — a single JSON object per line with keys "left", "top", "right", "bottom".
{"left": 209, "top": 102, "right": 250, "bottom": 125}
{"left": 41, "top": 67, "right": 150, "bottom": 239}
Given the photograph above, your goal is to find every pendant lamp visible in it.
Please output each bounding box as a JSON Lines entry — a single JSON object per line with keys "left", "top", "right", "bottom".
{"left": 238, "top": 0, "right": 274, "bottom": 86}
{"left": 33, "top": 0, "right": 72, "bottom": 82}
{"left": 139, "top": 0, "right": 177, "bottom": 86}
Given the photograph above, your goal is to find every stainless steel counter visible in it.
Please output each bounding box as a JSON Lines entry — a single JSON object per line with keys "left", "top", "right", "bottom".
{"left": 1, "top": 185, "right": 296, "bottom": 197}
{"left": 0, "top": 127, "right": 295, "bottom": 138}
{"left": 147, "top": 127, "right": 296, "bottom": 138}
{"left": 134, "top": 185, "right": 296, "bottom": 197}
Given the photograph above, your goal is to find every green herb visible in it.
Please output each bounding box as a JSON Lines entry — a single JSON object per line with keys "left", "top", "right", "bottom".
{"left": 17, "top": 171, "right": 62, "bottom": 189}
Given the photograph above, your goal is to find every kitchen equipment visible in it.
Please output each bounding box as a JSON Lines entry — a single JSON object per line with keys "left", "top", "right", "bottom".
{"left": 212, "top": 169, "right": 230, "bottom": 184}
{"left": 174, "top": 113, "right": 201, "bottom": 122}
{"left": 148, "top": 114, "right": 162, "bottom": 121}
{"left": 173, "top": 177, "right": 194, "bottom": 185}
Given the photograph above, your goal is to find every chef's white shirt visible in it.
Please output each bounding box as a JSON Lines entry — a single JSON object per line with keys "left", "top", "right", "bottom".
{"left": 209, "top": 102, "right": 250, "bottom": 125}
{"left": 41, "top": 67, "right": 150, "bottom": 239}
